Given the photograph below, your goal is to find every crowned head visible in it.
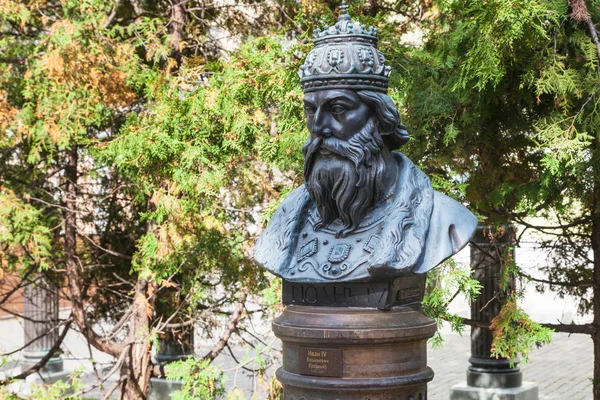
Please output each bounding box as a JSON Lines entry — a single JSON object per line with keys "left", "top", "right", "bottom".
{"left": 299, "top": 3, "right": 410, "bottom": 237}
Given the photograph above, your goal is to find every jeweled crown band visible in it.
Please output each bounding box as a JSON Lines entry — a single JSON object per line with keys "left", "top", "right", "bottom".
{"left": 300, "top": 76, "right": 388, "bottom": 93}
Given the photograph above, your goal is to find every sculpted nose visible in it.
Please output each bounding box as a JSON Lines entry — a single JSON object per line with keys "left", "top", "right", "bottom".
{"left": 311, "top": 109, "right": 333, "bottom": 138}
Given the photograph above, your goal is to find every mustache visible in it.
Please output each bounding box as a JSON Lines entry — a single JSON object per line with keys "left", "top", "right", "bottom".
{"left": 302, "top": 135, "right": 322, "bottom": 171}
{"left": 320, "top": 119, "right": 378, "bottom": 167}
{"left": 302, "top": 119, "right": 380, "bottom": 182}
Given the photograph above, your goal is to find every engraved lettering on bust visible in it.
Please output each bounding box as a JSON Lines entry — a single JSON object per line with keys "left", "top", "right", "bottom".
{"left": 304, "top": 286, "right": 318, "bottom": 304}
{"left": 282, "top": 279, "right": 431, "bottom": 308}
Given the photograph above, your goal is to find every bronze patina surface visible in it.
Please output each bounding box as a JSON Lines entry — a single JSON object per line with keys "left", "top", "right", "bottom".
{"left": 253, "top": 2, "right": 477, "bottom": 398}
{"left": 282, "top": 274, "right": 426, "bottom": 309}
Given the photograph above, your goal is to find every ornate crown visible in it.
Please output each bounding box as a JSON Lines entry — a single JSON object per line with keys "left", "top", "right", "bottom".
{"left": 298, "top": 2, "right": 391, "bottom": 93}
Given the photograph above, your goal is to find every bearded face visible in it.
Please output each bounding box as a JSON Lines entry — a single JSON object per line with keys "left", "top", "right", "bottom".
{"left": 302, "top": 89, "right": 406, "bottom": 238}
{"left": 302, "top": 118, "right": 387, "bottom": 238}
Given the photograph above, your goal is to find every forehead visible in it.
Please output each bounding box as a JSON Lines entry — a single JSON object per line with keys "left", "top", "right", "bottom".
{"left": 303, "top": 89, "right": 360, "bottom": 105}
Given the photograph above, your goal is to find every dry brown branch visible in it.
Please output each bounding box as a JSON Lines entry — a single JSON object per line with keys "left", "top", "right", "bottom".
{"left": 70, "top": 343, "right": 130, "bottom": 399}
{"left": 106, "top": 305, "right": 134, "bottom": 340}
{"left": 570, "top": 0, "right": 590, "bottom": 21}
{"left": 203, "top": 288, "right": 249, "bottom": 361}
{"left": 521, "top": 272, "right": 594, "bottom": 288}
{"left": 568, "top": 0, "right": 600, "bottom": 72}
{"left": 169, "top": 0, "right": 188, "bottom": 65}
{"left": 0, "top": 265, "right": 36, "bottom": 306}
{"left": 458, "top": 317, "right": 594, "bottom": 335}
{"left": 103, "top": 0, "right": 123, "bottom": 28}
{"left": 1, "top": 319, "right": 68, "bottom": 357}
{"left": 63, "top": 145, "right": 124, "bottom": 359}
{"left": 588, "top": 18, "right": 600, "bottom": 71}
{"left": 0, "top": 318, "right": 73, "bottom": 386}
{"left": 78, "top": 229, "right": 133, "bottom": 259}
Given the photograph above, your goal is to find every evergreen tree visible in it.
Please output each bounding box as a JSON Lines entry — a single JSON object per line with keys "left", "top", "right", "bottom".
{"left": 0, "top": 1, "right": 304, "bottom": 398}
{"left": 398, "top": 0, "right": 600, "bottom": 397}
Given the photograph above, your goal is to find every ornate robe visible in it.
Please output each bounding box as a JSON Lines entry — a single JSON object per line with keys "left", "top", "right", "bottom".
{"left": 254, "top": 153, "right": 477, "bottom": 282}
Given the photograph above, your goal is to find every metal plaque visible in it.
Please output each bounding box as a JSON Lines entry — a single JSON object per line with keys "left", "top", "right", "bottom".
{"left": 298, "top": 347, "right": 343, "bottom": 377}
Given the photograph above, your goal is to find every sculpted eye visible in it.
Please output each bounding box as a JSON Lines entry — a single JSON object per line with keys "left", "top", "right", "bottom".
{"left": 304, "top": 106, "right": 316, "bottom": 117}
{"left": 331, "top": 105, "right": 346, "bottom": 115}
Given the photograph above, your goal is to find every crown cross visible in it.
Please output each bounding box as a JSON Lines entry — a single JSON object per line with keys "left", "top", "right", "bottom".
{"left": 338, "top": 1, "right": 351, "bottom": 21}
{"left": 339, "top": 1, "right": 350, "bottom": 13}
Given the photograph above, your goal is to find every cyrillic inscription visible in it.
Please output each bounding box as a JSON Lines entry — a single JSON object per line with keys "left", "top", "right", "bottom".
{"left": 298, "top": 347, "right": 343, "bottom": 377}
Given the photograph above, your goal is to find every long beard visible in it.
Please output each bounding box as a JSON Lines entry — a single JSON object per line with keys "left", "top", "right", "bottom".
{"left": 302, "top": 119, "right": 387, "bottom": 238}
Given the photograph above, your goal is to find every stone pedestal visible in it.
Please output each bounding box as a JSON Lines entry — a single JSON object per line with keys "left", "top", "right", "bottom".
{"left": 450, "top": 227, "right": 538, "bottom": 400}
{"left": 273, "top": 275, "right": 436, "bottom": 400}
{"left": 450, "top": 382, "right": 538, "bottom": 400}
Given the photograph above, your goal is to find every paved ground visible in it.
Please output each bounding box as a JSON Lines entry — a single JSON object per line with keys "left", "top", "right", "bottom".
{"left": 0, "top": 321, "right": 594, "bottom": 399}
{"left": 428, "top": 332, "right": 593, "bottom": 399}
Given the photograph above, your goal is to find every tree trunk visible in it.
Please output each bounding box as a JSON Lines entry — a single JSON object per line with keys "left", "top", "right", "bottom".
{"left": 118, "top": 198, "right": 158, "bottom": 399}
{"left": 169, "top": 0, "right": 187, "bottom": 67}
{"left": 64, "top": 144, "right": 158, "bottom": 398}
{"left": 119, "top": 277, "right": 156, "bottom": 400}
{"left": 63, "top": 144, "right": 123, "bottom": 357}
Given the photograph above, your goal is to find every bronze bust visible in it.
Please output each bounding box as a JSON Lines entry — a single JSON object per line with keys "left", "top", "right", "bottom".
{"left": 254, "top": 4, "right": 477, "bottom": 282}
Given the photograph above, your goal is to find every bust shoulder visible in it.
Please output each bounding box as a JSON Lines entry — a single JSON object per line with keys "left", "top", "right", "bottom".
{"left": 253, "top": 185, "right": 311, "bottom": 274}
{"left": 412, "top": 191, "right": 478, "bottom": 273}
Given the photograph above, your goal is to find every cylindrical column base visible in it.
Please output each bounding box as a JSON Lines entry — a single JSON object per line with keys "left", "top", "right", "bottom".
{"left": 21, "top": 276, "right": 63, "bottom": 375}
{"left": 467, "top": 368, "right": 522, "bottom": 389}
{"left": 21, "top": 350, "right": 64, "bottom": 373}
{"left": 272, "top": 304, "right": 436, "bottom": 400}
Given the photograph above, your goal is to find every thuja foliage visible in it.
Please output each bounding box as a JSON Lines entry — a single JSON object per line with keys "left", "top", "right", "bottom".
{"left": 490, "top": 294, "right": 554, "bottom": 364}
{"left": 400, "top": 0, "right": 600, "bottom": 240}
{"left": 423, "top": 260, "right": 483, "bottom": 348}
{"left": 102, "top": 35, "right": 306, "bottom": 298}
{"left": 396, "top": 0, "right": 600, "bottom": 394}
{"left": 165, "top": 358, "right": 225, "bottom": 400}
{"left": 0, "top": 0, "right": 307, "bottom": 397}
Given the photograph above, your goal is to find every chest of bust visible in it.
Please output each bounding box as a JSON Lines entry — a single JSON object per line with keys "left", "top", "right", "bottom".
{"left": 289, "top": 206, "right": 388, "bottom": 281}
